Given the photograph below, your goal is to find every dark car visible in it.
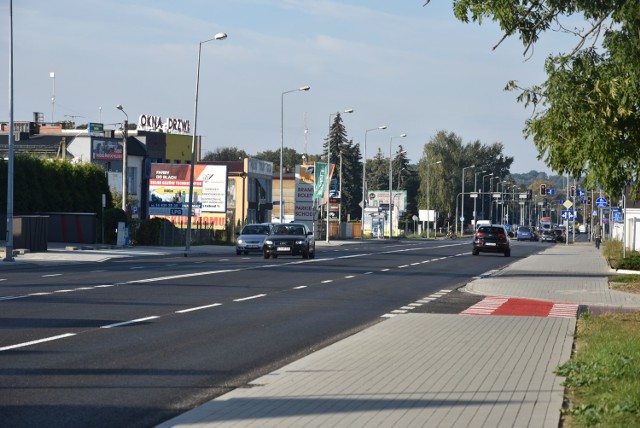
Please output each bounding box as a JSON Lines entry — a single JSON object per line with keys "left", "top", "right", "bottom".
{"left": 472, "top": 225, "right": 511, "bottom": 257}
{"left": 263, "top": 223, "right": 316, "bottom": 259}
{"left": 540, "top": 230, "right": 557, "bottom": 243}
{"left": 553, "top": 228, "right": 566, "bottom": 242}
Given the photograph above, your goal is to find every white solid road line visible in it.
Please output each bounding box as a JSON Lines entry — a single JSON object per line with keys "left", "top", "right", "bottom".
{"left": 0, "top": 333, "right": 76, "bottom": 352}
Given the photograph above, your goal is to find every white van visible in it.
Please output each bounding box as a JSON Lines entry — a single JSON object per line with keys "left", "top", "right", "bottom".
{"left": 475, "top": 220, "right": 491, "bottom": 230}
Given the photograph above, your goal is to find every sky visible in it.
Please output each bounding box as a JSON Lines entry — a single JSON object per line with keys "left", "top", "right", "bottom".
{"left": 1, "top": 0, "right": 581, "bottom": 174}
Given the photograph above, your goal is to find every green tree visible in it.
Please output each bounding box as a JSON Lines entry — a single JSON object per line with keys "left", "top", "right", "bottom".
{"left": 417, "top": 131, "right": 513, "bottom": 228}
{"left": 255, "top": 147, "right": 302, "bottom": 173}
{"left": 367, "top": 148, "right": 389, "bottom": 193}
{"left": 202, "top": 147, "right": 249, "bottom": 161}
{"left": 450, "top": 0, "right": 640, "bottom": 197}
{"left": 340, "top": 139, "right": 362, "bottom": 220}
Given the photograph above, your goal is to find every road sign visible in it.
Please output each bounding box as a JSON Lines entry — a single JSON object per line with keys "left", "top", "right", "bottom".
{"left": 561, "top": 210, "right": 576, "bottom": 220}
{"left": 614, "top": 212, "right": 623, "bottom": 222}
{"left": 595, "top": 197, "right": 608, "bottom": 208}
{"left": 546, "top": 188, "right": 556, "bottom": 196}
{"left": 577, "top": 190, "right": 586, "bottom": 197}
{"left": 563, "top": 200, "right": 573, "bottom": 209}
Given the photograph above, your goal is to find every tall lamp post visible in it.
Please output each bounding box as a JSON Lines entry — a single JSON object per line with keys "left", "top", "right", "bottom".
{"left": 280, "top": 85, "right": 310, "bottom": 223}
{"left": 361, "top": 125, "right": 387, "bottom": 239}
{"left": 481, "top": 173, "right": 494, "bottom": 220}
{"left": 473, "top": 169, "right": 486, "bottom": 229}
{"left": 5, "top": 0, "right": 15, "bottom": 262}
{"left": 388, "top": 134, "right": 406, "bottom": 239}
{"left": 426, "top": 160, "right": 442, "bottom": 238}
{"left": 327, "top": 109, "right": 353, "bottom": 243}
{"left": 185, "top": 32, "right": 227, "bottom": 254}
{"left": 49, "top": 72, "right": 55, "bottom": 123}
{"left": 460, "top": 165, "right": 475, "bottom": 234}
{"left": 116, "top": 105, "right": 128, "bottom": 211}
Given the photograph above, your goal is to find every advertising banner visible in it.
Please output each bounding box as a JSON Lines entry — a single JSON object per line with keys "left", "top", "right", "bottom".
{"left": 295, "top": 165, "right": 315, "bottom": 222}
{"left": 149, "top": 163, "right": 227, "bottom": 227}
{"left": 92, "top": 138, "right": 123, "bottom": 161}
{"left": 313, "top": 163, "right": 328, "bottom": 200}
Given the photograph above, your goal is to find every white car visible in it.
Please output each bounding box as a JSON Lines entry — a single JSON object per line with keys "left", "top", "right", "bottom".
{"left": 235, "top": 223, "right": 272, "bottom": 255}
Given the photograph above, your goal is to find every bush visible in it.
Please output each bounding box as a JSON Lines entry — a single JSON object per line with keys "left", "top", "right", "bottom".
{"left": 136, "top": 218, "right": 174, "bottom": 246}
{"left": 603, "top": 239, "right": 623, "bottom": 269}
{"left": 103, "top": 208, "right": 128, "bottom": 244}
{"left": 618, "top": 252, "right": 640, "bottom": 271}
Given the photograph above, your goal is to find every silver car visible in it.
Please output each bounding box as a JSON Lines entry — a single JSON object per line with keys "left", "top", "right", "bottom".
{"left": 235, "top": 223, "right": 272, "bottom": 255}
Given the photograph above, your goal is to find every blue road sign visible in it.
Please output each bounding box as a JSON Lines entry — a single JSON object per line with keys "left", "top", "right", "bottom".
{"left": 546, "top": 188, "right": 556, "bottom": 196}
{"left": 614, "top": 212, "right": 623, "bottom": 222}
{"left": 577, "top": 190, "right": 586, "bottom": 197}
{"left": 596, "top": 197, "right": 608, "bottom": 208}
{"left": 561, "top": 210, "right": 576, "bottom": 220}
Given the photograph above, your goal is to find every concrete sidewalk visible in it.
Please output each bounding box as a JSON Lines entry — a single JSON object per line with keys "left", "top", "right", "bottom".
{"left": 157, "top": 243, "right": 640, "bottom": 427}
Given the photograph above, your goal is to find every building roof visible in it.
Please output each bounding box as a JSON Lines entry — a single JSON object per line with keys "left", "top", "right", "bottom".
{"left": 0, "top": 134, "right": 71, "bottom": 158}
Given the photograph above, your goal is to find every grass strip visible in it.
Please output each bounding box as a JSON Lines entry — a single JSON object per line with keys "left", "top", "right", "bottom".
{"left": 556, "top": 311, "right": 640, "bottom": 427}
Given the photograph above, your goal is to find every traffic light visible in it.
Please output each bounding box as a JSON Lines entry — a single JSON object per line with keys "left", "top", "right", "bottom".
{"left": 540, "top": 183, "right": 547, "bottom": 195}
{"left": 570, "top": 185, "right": 576, "bottom": 197}
{"left": 527, "top": 189, "right": 532, "bottom": 200}
{"left": 587, "top": 196, "right": 592, "bottom": 204}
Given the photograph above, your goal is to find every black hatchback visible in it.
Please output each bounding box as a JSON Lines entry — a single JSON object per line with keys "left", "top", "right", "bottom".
{"left": 472, "top": 225, "right": 511, "bottom": 257}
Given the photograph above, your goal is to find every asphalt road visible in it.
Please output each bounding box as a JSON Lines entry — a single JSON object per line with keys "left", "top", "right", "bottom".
{"left": 0, "top": 238, "right": 545, "bottom": 427}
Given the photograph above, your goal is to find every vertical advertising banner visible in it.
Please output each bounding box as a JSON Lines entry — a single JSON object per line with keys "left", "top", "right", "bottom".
{"left": 313, "top": 162, "right": 328, "bottom": 201}
{"left": 295, "top": 165, "right": 315, "bottom": 222}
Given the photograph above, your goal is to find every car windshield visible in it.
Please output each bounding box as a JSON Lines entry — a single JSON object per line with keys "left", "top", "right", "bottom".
{"left": 242, "top": 225, "right": 269, "bottom": 235}
{"left": 478, "top": 227, "right": 505, "bottom": 235}
{"left": 272, "top": 225, "right": 306, "bottom": 235}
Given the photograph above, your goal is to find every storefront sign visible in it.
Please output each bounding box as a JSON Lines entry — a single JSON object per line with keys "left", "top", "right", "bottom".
{"left": 137, "top": 114, "right": 191, "bottom": 134}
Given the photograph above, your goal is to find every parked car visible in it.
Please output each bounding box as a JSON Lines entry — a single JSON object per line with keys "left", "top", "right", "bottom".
{"left": 516, "top": 226, "right": 537, "bottom": 241}
{"left": 472, "top": 225, "right": 511, "bottom": 257}
{"left": 553, "top": 228, "right": 566, "bottom": 242}
{"left": 263, "top": 223, "right": 316, "bottom": 259}
{"left": 540, "top": 230, "right": 557, "bottom": 243}
{"left": 235, "top": 223, "right": 273, "bottom": 255}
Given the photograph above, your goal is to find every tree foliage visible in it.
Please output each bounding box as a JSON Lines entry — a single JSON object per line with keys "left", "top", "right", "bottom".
{"left": 0, "top": 155, "right": 113, "bottom": 215}
{"left": 202, "top": 147, "right": 249, "bottom": 162}
{"left": 417, "top": 130, "right": 513, "bottom": 227}
{"left": 451, "top": 0, "right": 640, "bottom": 197}
{"left": 324, "top": 113, "right": 362, "bottom": 220}
{"left": 255, "top": 147, "right": 303, "bottom": 173}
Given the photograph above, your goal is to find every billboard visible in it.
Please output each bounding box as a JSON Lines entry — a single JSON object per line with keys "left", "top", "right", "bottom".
{"left": 367, "top": 190, "right": 407, "bottom": 211}
{"left": 149, "top": 163, "right": 227, "bottom": 228}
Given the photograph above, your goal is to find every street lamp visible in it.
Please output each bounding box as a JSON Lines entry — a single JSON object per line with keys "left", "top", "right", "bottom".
{"left": 460, "top": 165, "right": 475, "bottom": 234}
{"left": 5, "top": 0, "right": 15, "bottom": 262}
{"left": 116, "top": 104, "right": 128, "bottom": 212}
{"left": 389, "top": 134, "right": 406, "bottom": 239}
{"left": 473, "top": 169, "right": 486, "bottom": 229}
{"left": 327, "top": 109, "right": 353, "bottom": 243}
{"left": 49, "top": 72, "right": 55, "bottom": 123}
{"left": 280, "top": 85, "right": 310, "bottom": 223}
{"left": 185, "top": 32, "right": 227, "bottom": 254}
{"left": 490, "top": 176, "right": 501, "bottom": 223}
{"left": 482, "top": 172, "right": 494, "bottom": 220}
{"left": 426, "top": 160, "right": 442, "bottom": 239}
{"left": 361, "top": 125, "right": 387, "bottom": 239}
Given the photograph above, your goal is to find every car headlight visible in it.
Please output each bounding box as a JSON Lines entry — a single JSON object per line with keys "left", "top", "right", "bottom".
{"left": 295, "top": 240, "right": 305, "bottom": 245}
{"left": 237, "top": 239, "right": 244, "bottom": 244}
{"left": 265, "top": 239, "right": 273, "bottom": 245}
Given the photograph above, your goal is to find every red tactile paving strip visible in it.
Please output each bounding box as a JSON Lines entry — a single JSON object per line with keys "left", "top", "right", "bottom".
{"left": 461, "top": 296, "right": 579, "bottom": 318}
